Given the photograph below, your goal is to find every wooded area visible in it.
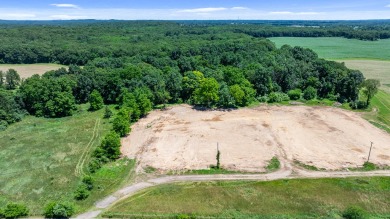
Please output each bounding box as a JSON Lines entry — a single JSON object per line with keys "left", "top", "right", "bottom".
{"left": 1, "top": 20, "right": 382, "bottom": 129}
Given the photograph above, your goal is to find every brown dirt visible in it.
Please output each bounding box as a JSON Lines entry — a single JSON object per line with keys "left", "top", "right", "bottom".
{"left": 121, "top": 105, "right": 390, "bottom": 172}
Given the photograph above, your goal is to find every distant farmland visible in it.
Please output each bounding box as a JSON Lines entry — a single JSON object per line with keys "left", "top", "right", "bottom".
{"left": 269, "top": 37, "right": 390, "bottom": 60}
{"left": 0, "top": 63, "right": 65, "bottom": 79}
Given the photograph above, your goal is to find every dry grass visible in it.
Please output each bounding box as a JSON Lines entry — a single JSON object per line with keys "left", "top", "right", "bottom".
{"left": 0, "top": 64, "right": 66, "bottom": 79}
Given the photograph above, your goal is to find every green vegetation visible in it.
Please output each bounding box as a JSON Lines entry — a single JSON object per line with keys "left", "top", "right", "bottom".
{"left": 270, "top": 37, "right": 390, "bottom": 60}
{"left": 0, "top": 203, "right": 29, "bottom": 219}
{"left": 104, "top": 177, "right": 390, "bottom": 218}
{"left": 43, "top": 202, "right": 75, "bottom": 218}
{"left": 294, "top": 160, "right": 324, "bottom": 171}
{"left": 363, "top": 90, "right": 390, "bottom": 133}
{"left": 342, "top": 206, "right": 367, "bottom": 219}
{"left": 266, "top": 157, "right": 281, "bottom": 172}
{"left": 88, "top": 90, "right": 104, "bottom": 111}
{"left": 0, "top": 105, "right": 113, "bottom": 214}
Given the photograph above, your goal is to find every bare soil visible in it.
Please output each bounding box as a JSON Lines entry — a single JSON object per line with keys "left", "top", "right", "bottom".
{"left": 121, "top": 105, "right": 390, "bottom": 172}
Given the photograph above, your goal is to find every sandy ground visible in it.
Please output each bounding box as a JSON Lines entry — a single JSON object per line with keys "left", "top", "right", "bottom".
{"left": 0, "top": 64, "right": 66, "bottom": 79}
{"left": 121, "top": 105, "right": 390, "bottom": 172}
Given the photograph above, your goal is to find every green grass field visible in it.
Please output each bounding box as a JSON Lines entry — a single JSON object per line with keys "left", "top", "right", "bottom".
{"left": 0, "top": 104, "right": 134, "bottom": 215}
{"left": 269, "top": 37, "right": 390, "bottom": 60}
{"left": 104, "top": 177, "right": 390, "bottom": 218}
{"left": 364, "top": 90, "right": 390, "bottom": 133}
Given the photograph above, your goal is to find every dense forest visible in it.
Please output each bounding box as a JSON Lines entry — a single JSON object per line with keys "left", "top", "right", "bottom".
{"left": 0, "top": 20, "right": 375, "bottom": 130}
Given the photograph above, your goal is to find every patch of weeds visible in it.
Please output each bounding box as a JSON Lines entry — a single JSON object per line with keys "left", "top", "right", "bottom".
{"left": 349, "top": 162, "right": 378, "bottom": 171}
{"left": 266, "top": 157, "right": 280, "bottom": 172}
{"left": 144, "top": 165, "right": 157, "bottom": 173}
{"left": 294, "top": 160, "right": 324, "bottom": 171}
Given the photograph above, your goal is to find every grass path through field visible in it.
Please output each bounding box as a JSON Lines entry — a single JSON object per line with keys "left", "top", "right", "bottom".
{"left": 76, "top": 159, "right": 390, "bottom": 218}
{"left": 75, "top": 118, "right": 101, "bottom": 176}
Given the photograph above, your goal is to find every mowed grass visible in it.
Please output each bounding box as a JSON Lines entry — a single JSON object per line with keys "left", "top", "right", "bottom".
{"left": 269, "top": 37, "right": 390, "bottom": 60}
{"left": 0, "top": 105, "right": 112, "bottom": 215}
{"left": 340, "top": 60, "right": 390, "bottom": 94}
{"left": 0, "top": 63, "right": 66, "bottom": 79}
{"left": 104, "top": 177, "right": 390, "bottom": 218}
{"left": 364, "top": 90, "right": 390, "bottom": 133}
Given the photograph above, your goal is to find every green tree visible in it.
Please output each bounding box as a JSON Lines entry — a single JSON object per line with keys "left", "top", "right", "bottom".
{"left": 88, "top": 90, "right": 104, "bottom": 111}
{"left": 99, "top": 131, "right": 121, "bottom": 160}
{"left": 361, "top": 79, "right": 380, "bottom": 106}
{"left": 229, "top": 85, "right": 245, "bottom": 106}
{"left": 287, "top": 89, "right": 302, "bottom": 100}
{"left": 44, "top": 91, "right": 76, "bottom": 117}
{"left": 218, "top": 83, "right": 235, "bottom": 108}
{"left": 118, "top": 90, "right": 141, "bottom": 121}
{"left": 5, "top": 69, "right": 20, "bottom": 90}
{"left": 303, "top": 86, "right": 317, "bottom": 100}
{"left": 135, "top": 90, "right": 152, "bottom": 117}
{"left": 0, "top": 70, "right": 4, "bottom": 87}
{"left": 113, "top": 112, "right": 131, "bottom": 137}
{"left": 193, "top": 78, "right": 220, "bottom": 107}
{"left": 2, "top": 203, "right": 29, "bottom": 218}
{"left": 103, "top": 106, "right": 113, "bottom": 119}
{"left": 44, "top": 202, "right": 75, "bottom": 219}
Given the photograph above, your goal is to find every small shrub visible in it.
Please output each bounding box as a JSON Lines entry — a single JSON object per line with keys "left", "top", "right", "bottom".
{"left": 303, "top": 86, "right": 317, "bottom": 100}
{"left": 82, "top": 175, "right": 94, "bottom": 190}
{"left": 266, "top": 157, "right": 281, "bottom": 171}
{"left": 74, "top": 184, "right": 90, "bottom": 200}
{"left": 257, "top": 95, "right": 268, "bottom": 103}
{"left": 287, "top": 89, "right": 302, "bottom": 100}
{"left": 342, "top": 206, "right": 367, "bottom": 219}
{"left": 362, "top": 161, "right": 376, "bottom": 171}
{"left": 87, "top": 157, "right": 103, "bottom": 173}
{"left": 44, "top": 202, "right": 75, "bottom": 218}
{"left": 103, "top": 106, "right": 113, "bottom": 119}
{"left": 349, "top": 100, "right": 367, "bottom": 110}
{"left": 2, "top": 203, "right": 29, "bottom": 219}
{"left": 268, "top": 92, "right": 290, "bottom": 103}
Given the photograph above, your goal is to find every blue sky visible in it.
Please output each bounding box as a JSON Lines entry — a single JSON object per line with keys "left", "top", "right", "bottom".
{"left": 1, "top": 0, "right": 390, "bottom": 20}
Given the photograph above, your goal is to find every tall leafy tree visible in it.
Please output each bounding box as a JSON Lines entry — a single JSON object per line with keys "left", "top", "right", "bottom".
{"left": 88, "top": 90, "right": 104, "bottom": 111}
{"left": 5, "top": 69, "right": 20, "bottom": 90}
{"left": 361, "top": 79, "right": 380, "bottom": 105}
{"left": 193, "top": 78, "right": 220, "bottom": 107}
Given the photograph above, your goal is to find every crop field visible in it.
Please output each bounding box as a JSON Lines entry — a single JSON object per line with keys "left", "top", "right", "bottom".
{"left": 0, "top": 63, "right": 65, "bottom": 79}
{"left": 103, "top": 177, "right": 390, "bottom": 218}
{"left": 269, "top": 37, "right": 390, "bottom": 60}
{"left": 0, "top": 105, "right": 134, "bottom": 215}
{"left": 340, "top": 60, "right": 390, "bottom": 94}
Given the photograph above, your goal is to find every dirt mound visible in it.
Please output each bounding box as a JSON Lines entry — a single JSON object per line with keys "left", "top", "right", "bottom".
{"left": 121, "top": 105, "right": 390, "bottom": 172}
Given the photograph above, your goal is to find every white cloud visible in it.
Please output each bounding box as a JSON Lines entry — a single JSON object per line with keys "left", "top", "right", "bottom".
{"left": 50, "top": 4, "right": 79, "bottom": 9}
{"left": 178, "top": 7, "right": 227, "bottom": 13}
{"left": 386, "top": 4, "right": 390, "bottom": 7}
{"left": 270, "top": 11, "right": 294, "bottom": 15}
{"left": 231, "top": 7, "right": 248, "bottom": 10}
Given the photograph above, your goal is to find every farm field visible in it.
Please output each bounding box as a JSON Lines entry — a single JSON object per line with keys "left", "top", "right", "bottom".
{"left": 104, "top": 177, "right": 390, "bottom": 218}
{"left": 0, "top": 63, "right": 65, "bottom": 79}
{"left": 0, "top": 104, "right": 134, "bottom": 215}
{"left": 269, "top": 37, "right": 390, "bottom": 60}
{"left": 122, "top": 105, "right": 390, "bottom": 173}
{"left": 340, "top": 60, "right": 390, "bottom": 94}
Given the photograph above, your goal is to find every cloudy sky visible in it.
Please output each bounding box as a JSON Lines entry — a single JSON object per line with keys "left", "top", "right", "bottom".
{"left": 1, "top": 0, "right": 390, "bottom": 20}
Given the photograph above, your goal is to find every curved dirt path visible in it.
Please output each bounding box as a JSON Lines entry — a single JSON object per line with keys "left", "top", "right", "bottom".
{"left": 75, "top": 162, "right": 390, "bottom": 218}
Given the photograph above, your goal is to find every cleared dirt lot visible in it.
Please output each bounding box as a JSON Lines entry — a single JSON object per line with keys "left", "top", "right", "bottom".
{"left": 121, "top": 105, "right": 390, "bottom": 172}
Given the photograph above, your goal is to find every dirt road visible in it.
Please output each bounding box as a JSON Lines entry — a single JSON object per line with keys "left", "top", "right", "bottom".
{"left": 76, "top": 162, "right": 390, "bottom": 218}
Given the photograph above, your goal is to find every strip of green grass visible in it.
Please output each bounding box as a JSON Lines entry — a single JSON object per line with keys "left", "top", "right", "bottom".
{"left": 364, "top": 90, "right": 390, "bottom": 133}
{"left": 104, "top": 177, "right": 390, "bottom": 218}
{"left": 269, "top": 37, "right": 390, "bottom": 60}
{"left": 0, "top": 104, "right": 113, "bottom": 215}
